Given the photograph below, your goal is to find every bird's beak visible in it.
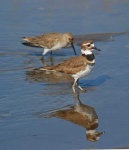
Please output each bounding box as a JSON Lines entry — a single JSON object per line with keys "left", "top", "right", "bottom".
{"left": 94, "top": 46, "right": 101, "bottom": 51}
{"left": 71, "top": 43, "right": 77, "bottom": 55}
{"left": 97, "top": 131, "right": 105, "bottom": 136}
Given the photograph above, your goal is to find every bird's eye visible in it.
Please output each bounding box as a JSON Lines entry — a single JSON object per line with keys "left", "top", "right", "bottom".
{"left": 87, "top": 44, "right": 90, "bottom": 47}
{"left": 69, "top": 38, "right": 73, "bottom": 41}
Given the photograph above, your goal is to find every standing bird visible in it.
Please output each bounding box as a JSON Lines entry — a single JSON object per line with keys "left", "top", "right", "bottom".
{"left": 22, "top": 32, "right": 76, "bottom": 59}
{"left": 39, "top": 41, "right": 100, "bottom": 93}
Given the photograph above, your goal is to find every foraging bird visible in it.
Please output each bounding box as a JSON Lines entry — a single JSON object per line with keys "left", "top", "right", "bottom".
{"left": 22, "top": 32, "right": 76, "bottom": 58}
{"left": 39, "top": 40, "right": 100, "bottom": 93}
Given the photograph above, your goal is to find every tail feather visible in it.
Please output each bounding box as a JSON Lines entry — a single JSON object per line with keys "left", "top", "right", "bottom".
{"left": 39, "top": 66, "right": 56, "bottom": 71}
{"left": 22, "top": 37, "right": 43, "bottom": 48}
{"left": 22, "top": 42, "right": 41, "bottom": 47}
{"left": 22, "top": 37, "right": 30, "bottom": 41}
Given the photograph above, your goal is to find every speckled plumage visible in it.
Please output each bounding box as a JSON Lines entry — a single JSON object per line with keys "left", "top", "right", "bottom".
{"left": 41, "top": 55, "right": 92, "bottom": 74}
{"left": 22, "top": 32, "right": 76, "bottom": 56}
{"left": 39, "top": 41, "right": 100, "bottom": 93}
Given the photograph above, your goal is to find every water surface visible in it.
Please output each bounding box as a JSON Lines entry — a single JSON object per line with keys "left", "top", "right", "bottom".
{"left": 1, "top": 0, "right": 129, "bottom": 149}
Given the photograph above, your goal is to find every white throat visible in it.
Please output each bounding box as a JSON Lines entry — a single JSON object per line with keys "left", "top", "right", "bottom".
{"left": 81, "top": 49, "right": 92, "bottom": 55}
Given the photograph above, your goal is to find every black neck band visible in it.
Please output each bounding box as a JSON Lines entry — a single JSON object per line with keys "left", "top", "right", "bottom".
{"left": 82, "top": 54, "right": 95, "bottom": 61}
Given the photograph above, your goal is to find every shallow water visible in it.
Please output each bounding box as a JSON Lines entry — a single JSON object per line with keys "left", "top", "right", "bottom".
{"left": 1, "top": 0, "right": 129, "bottom": 149}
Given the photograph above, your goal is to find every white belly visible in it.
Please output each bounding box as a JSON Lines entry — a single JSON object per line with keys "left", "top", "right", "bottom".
{"left": 51, "top": 42, "right": 62, "bottom": 51}
{"left": 43, "top": 43, "right": 62, "bottom": 55}
{"left": 72, "top": 64, "right": 94, "bottom": 79}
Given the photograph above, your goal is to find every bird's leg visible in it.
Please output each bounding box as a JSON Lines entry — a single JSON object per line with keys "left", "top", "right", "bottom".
{"left": 76, "top": 79, "right": 84, "bottom": 91}
{"left": 72, "top": 78, "right": 78, "bottom": 93}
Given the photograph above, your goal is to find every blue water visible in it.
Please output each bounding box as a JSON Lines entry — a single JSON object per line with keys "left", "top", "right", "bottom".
{"left": 0, "top": 0, "right": 129, "bottom": 149}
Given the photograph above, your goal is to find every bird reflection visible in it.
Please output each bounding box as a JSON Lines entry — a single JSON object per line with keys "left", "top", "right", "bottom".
{"left": 38, "top": 92, "right": 105, "bottom": 142}
{"left": 26, "top": 68, "right": 73, "bottom": 83}
{"left": 41, "top": 53, "right": 54, "bottom": 66}
{"left": 26, "top": 68, "right": 96, "bottom": 95}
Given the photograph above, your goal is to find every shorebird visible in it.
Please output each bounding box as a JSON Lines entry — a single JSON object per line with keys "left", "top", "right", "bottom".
{"left": 22, "top": 32, "right": 76, "bottom": 59}
{"left": 39, "top": 40, "right": 100, "bottom": 93}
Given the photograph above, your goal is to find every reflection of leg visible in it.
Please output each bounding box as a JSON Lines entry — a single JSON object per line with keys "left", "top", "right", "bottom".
{"left": 41, "top": 55, "right": 47, "bottom": 66}
{"left": 76, "top": 90, "right": 83, "bottom": 105}
{"left": 77, "top": 79, "right": 84, "bottom": 91}
{"left": 50, "top": 51, "right": 52, "bottom": 57}
{"left": 50, "top": 52, "right": 54, "bottom": 65}
{"left": 73, "top": 90, "right": 80, "bottom": 104}
{"left": 73, "top": 92, "right": 76, "bottom": 99}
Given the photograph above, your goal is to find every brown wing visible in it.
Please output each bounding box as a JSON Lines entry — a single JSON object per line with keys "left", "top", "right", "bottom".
{"left": 42, "top": 56, "right": 87, "bottom": 74}
{"left": 23, "top": 33, "right": 62, "bottom": 48}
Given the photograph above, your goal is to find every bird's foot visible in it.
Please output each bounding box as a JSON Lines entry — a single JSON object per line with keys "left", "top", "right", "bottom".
{"left": 77, "top": 85, "right": 84, "bottom": 91}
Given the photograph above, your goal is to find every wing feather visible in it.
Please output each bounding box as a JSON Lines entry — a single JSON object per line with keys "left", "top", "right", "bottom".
{"left": 42, "top": 56, "right": 87, "bottom": 74}
{"left": 23, "top": 33, "right": 62, "bottom": 48}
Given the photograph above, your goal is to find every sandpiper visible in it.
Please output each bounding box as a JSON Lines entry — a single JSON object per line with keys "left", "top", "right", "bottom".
{"left": 22, "top": 32, "right": 76, "bottom": 58}
{"left": 39, "top": 41, "right": 100, "bottom": 93}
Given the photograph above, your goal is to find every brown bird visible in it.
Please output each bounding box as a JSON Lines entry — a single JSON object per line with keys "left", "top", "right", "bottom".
{"left": 39, "top": 40, "right": 100, "bottom": 93}
{"left": 22, "top": 32, "right": 76, "bottom": 58}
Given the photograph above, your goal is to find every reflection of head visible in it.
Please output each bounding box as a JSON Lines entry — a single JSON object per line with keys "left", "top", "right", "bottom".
{"left": 86, "top": 119, "right": 98, "bottom": 130}
{"left": 86, "top": 119, "right": 105, "bottom": 142}
{"left": 86, "top": 130, "right": 105, "bottom": 142}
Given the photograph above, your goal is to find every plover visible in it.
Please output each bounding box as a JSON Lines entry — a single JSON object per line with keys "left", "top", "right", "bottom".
{"left": 39, "top": 41, "right": 100, "bottom": 93}
{"left": 22, "top": 32, "right": 76, "bottom": 58}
